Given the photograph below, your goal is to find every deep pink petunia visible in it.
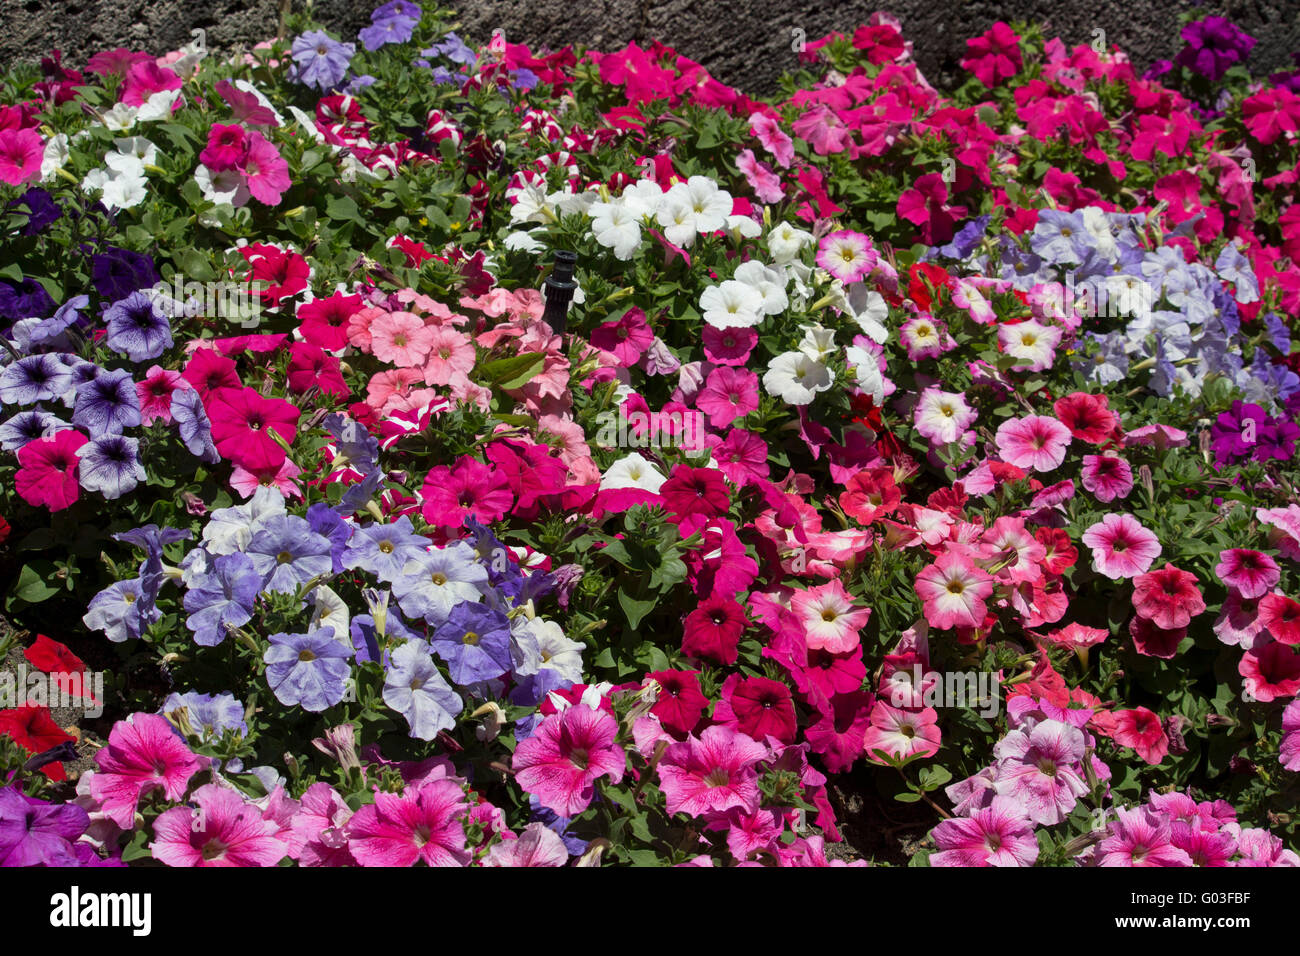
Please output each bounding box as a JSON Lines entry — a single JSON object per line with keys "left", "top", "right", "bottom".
{"left": 512, "top": 704, "right": 625, "bottom": 817}
{"left": 1096, "top": 806, "right": 1192, "bottom": 867}
{"left": 91, "top": 713, "right": 207, "bottom": 829}
{"left": 345, "top": 778, "right": 470, "bottom": 867}
{"left": 1216, "top": 549, "right": 1281, "bottom": 600}
{"left": 15, "top": 429, "right": 88, "bottom": 511}
{"left": 657, "top": 724, "right": 769, "bottom": 818}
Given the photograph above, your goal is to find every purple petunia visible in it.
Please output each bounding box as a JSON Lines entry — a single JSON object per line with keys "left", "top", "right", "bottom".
{"left": 264, "top": 627, "right": 353, "bottom": 712}
{"left": 28, "top": 294, "right": 89, "bottom": 348}
{"left": 429, "top": 600, "right": 513, "bottom": 684}
{"left": 169, "top": 385, "right": 220, "bottom": 463}
{"left": 90, "top": 247, "right": 159, "bottom": 302}
{"left": 290, "top": 31, "right": 356, "bottom": 91}
{"left": 72, "top": 367, "right": 141, "bottom": 435}
{"left": 343, "top": 515, "right": 432, "bottom": 582}
{"left": 247, "top": 514, "right": 334, "bottom": 594}
{"left": 0, "top": 786, "right": 89, "bottom": 866}
{"left": 104, "top": 291, "right": 173, "bottom": 362}
{"left": 161, "top": 690, "right": 249, "bottom": 740}
{"left": 0, "top": 353, "right": 72, "bottom": 405}
{"left": 0, "top": 408, "right": 69, "bottom": 451}
{"left": 0, "top": 278, "right": 55, "bottom": 321}
{"left": 1175, "top": 16, "right": 1256, "bottom": 82}
{"left": 360, "top": 13, "right": 419, "bottom": 52}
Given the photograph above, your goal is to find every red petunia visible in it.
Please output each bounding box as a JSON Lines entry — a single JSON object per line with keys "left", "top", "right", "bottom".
{"left": 839, "top": 466, "right": 901, "bottom": 524}
{"left": 682, "top": 595, "right": 746, "bottom": 666}
{"left": 659, "top": 465, "right": 731, "bottom": 522}
{"left": 1112, "top": 707, "right": 1169, "bottom": 765}
{"left": 713, "top": 673, "right": 797, "bottom": 744}
{"left": 647, "top": 670, "right": 709, "bottom": 738}
{"left": 1053, "top": 392, "right": 1119, "bottom": 444}
{"left": 1132, "top": 564, "right": 1205, "bottom": 631}
{"left": 0, "top": 706, "right": 75, "bottom": 781}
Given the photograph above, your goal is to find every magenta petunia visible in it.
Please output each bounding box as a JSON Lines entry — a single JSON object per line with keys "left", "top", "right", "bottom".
{"left": 512, "top": 704, "right": 625, "bottom": 817}
{"left": 657, "top": 724, "right": 769, "bottom": 818}
{"left": 91, "top": 713, "right": 207, "bottom": 829}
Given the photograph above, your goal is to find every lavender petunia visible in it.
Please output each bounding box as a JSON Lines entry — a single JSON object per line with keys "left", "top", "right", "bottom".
{"left": 429, "top": 601, "right": 513, "bottom": 684}
{"left": 169, "top": 385, "right": 220, "bottom": 463}
{"left": 104, "top": 291, "right": 173, "bottom": 362}
{"left": 0, "top": 354, "right": 72, "bottom": 405}
{"left": 382, "top": 638, "right": 463, "bottom": 740}
{"left": 264, "top": 627, "right": 352, "bottom": 712}
{"left": 290, "top": 31, "right": 355, "bottom": 91}
{"left": 183, "top": 551, "right": 260, "bottom": 646}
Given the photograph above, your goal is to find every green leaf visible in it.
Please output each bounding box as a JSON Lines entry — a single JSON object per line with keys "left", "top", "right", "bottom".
{"left": 618, "top": 587, "right": 657, "bottom": 630}
{"left": 8, "top": 564, "right": 58, "bottom": 608}
{"left": 479, "top": 352, "right": 547, "bottom": 390}
{"left": 120, "top": 829, "right": 153, "bottom": 862}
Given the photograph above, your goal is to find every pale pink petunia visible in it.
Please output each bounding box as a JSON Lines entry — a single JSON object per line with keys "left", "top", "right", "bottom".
{"left": 1257, "top": 505, "right": 1300, "bottom": 562}
{"left": 789, "top": 579, "right": 871, "bottom": 653}
{"left": 286, "top": 782, "right": 356, "bottom": 866}
{"left": 512, "top": 704, "right": 625, "bottom": 817}
{"left": 1234, "top": 826, "right": 1300, "bottom": 866}
{"left": 993, "top": 719, "right": 1089, "bottom": 825}
{"left": 1282, "top": 699, "right": 1300, "bottom": 772}
{"left": 483, "top": 822, "right": 569, "bottom": 867}
{"left": 370, "top": 311, "right": 436, "bottom": 367}
{"left": 914, "top": 550, "right": 995, "bottom": 630}
{"left": 735, "top": 148, "right": 785, "bottom": 203}
{"left": 929, "top": 795, "right": 1039, "bottom": 867}
{"left": 1080, "top": 513, "right": 1162, "bottom": 580}
{"left": 151, "top": 783, "right": 288, "bottom": 867}
{"left": 345, "top": 778, "right": 471, "bottom": 867}
{"left": 422, "top": 326, "right": 477, "bottom": 385}
{"left": 748, "top": 112, "right": 794, "bottom": 167}
{"left": 241, "top": 130, "right": 291, "bottom": 205}
{"left": 656, "top": 724, "right": 769, "bottom": 818}
{"left": 980, "top": 516, "right": 1046, "bottom": 584}
{"left": 862, "top": 702, "right": 941, "bottom": 763}
{"left": 994, "top": 414, "right": 1072, "bottom": 472}
{"left": 91, "top": 713, "right": 207, "bottom": 829}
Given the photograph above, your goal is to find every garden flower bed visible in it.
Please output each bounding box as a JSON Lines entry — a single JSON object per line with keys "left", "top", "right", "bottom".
{"left": 1, "top": 2, "right": 1299, "bottom": 868}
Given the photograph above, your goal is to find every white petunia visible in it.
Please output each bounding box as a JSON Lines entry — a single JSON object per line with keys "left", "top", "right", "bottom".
{"left": 763, "top": 351, "right": 833, "bottom": 405}
{"left": 700, "top": 280, "right": 764, "bottom": 329}
{"left": 194, "top": 163, "right": 250, "bottom": 207}
{"left": 798, "top": 323, "right": 837, "bottom": 363}
{"left": 768, "top": 221, "right": 814, "bottom": 263}
{"left": 845, "top": 284, "right": 889, "bottom": 343}
{"left": 589, "top": 200, "right": 642, "bottom": 260}
{"left": 112, "top": 136, "right": 159, "bottom": 167}
{"left": 732, "top": 260, "right": 789, "bottom": 315}
{"left": 40, "top": 134, "right": 69, "bottom": 183}
{"left": 600, "top": 452, "right": 668, "bottom": 493}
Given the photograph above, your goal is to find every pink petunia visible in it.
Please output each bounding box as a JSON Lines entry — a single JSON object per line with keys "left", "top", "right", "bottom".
{"left": 136, "top": 365, "right": 189, "bottom": 425}
{"left": 421, "top": 327, "right": 477, "bottom": 385}
{"left": 657, "top": 724, "right": 769, "bottom": 818}
{"left": 1239, "top": 641, "right": 1300, "bottom": 702}
{"left": 1096, "top": 806, "right": 1192, "bottom": 867}
{"left": 345, "top": 778, "right": 471, "bottom": 867}
{"left": 789, "top": 579, "right": 871, "bottom": 653}
{"left": 695, "top": 366, "right": 759, "bottom": 429}
{"left": 863, "top": 701, "right": 941, "bottom": 763}
{"left": 994, "top": 414, "right": 1072, "bottom": 472}
{"left": 419, "top": 456, "right": 514, "bottom": 529}
{"left": 151, "top": 783, "right": 288, "bottom": 867}
{"left": 15, "top": 429, "right": 88, "bottom": 512}
{"left": 240, "top": 130, "right": 291, "bottom": 206}
{"left": 1080, "top": 513, "right": 1162, "bottom": 580}
{"left": 1080, "top": 454, "right": 1133, "bottom": 502}
{"left": 483, "top": 822, "right": 569, "bottom": 867}
{"left": 1216, "top": 549, "right": 1281, "bottom": 600}
{"left": 1280, "top": 699, "right": 1300, "bottom": 771}
{"left": 285, "top": 782, "right": 356, "bottom": 866}
{"left": 929, "top": 795, "right": 1039, "bottom": 867}
{"left": 0, "top": 127, "right": 44, "bottom": 186}
{"left": 90, "top": 713, "right": 207, "bottom": 829}
{"left": 914, "top": 550, "right": 995, "bottom": 630}
{"left": 512, "top": 704, "right": 625, "bottom": 817}
{"left": 1112, "top": 707, "right": 1169, "bottom": 764}
{"left": 589, "top": 308, "right": 653, "bottom": 367}
{"left": 702, "top": 325, "right": 758, "bottom": 366}
{"left": 1131, "top": 564, "right": 1205, "bottom": 630}
{"left": 735, "top": 148, "right": 784, "bottom": 203}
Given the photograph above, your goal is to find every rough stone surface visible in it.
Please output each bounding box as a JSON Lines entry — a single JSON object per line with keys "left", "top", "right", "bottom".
{"left": 2, "top": 1, "right": 1298, "bottom": 95}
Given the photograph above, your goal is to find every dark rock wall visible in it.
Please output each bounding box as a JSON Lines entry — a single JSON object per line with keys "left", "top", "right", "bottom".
{"left": 2, "top": 0, "right": 1298, "bottom": 93}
